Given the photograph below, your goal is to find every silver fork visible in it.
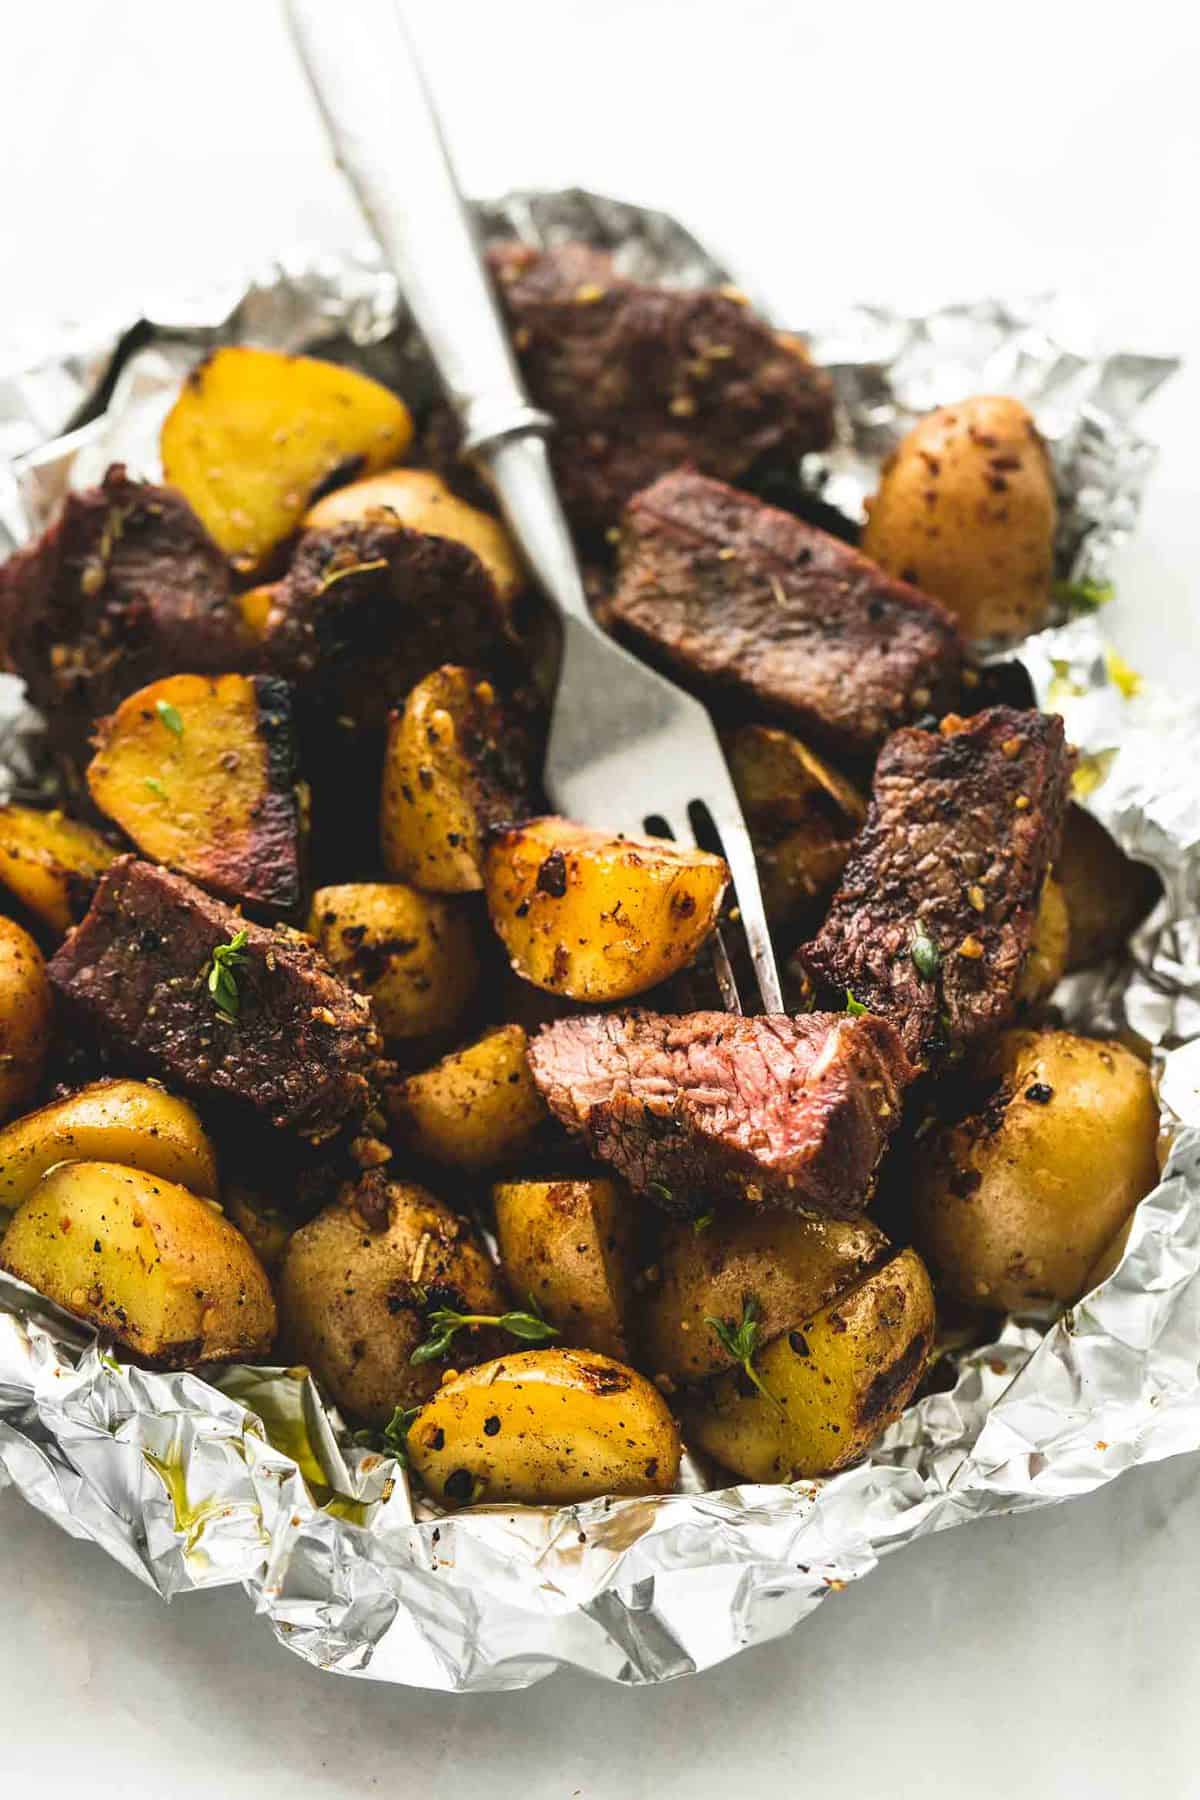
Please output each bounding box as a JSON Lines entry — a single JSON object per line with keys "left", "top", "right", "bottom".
{"left": 286, "top": 0, "right": 782, "bottom": 1013}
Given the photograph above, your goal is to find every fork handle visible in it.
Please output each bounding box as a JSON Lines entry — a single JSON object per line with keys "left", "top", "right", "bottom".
{"left": 285, "top": 0, "right": 592, "bottom": 625}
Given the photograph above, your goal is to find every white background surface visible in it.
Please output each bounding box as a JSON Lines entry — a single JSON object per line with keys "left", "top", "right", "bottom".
{"left": 2, "top": 3, "right": 1200, "bottom": 1795}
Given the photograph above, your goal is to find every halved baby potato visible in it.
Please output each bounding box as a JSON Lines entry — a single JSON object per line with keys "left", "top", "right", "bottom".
{"left": 0, "top": 918, "right": 52, "bottom": 1122}
{"left": 725, "top": 725, "right": 866, "bottom": 929}
{"left": 686, "top": 1248, "right": 935, "bottom": 1481}
{"left": 0, "top": 804, "right": 116, "bottom": 934}
{"left": 381, "top": 666, "right": 539, "bottom": 893}
{"left": 0, "top": 1159, "right": 275, "bottom": 1365}
{"left": 492, "top": 1176, "right": 637, "bottom": 1360}
{"left": 160, "top": 345, "right": 414, "bottom": 571}
{"left": 308, "top": 881, "right": 479, "bottom": 1042}
{"left": 0, "top": 1078, "right": 218, "bottom": 1216}
{"left": 87, "top": 673, "right": 302, "bottom": 912}
{"left": 304, "top": 468, "right": 524, "bottom": 611}
{"left": 406, "top": 1347, "right": 681, "bottom": 1507}
{"left": 388, "top": 1024, "right": 547, "bottom": 1170}
{"left": 484, "top": 816, "right": 728, "bottom": 1001}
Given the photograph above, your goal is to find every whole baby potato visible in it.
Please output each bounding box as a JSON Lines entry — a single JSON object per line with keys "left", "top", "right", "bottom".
{"left": 0, "top": 917, "right": 52, "bottom": 1121}
{"left": 862, "top": 395, "right": 1057, "bottom": 642}
{"left": 911, "top": 1028, "right": 1160, "bottom": 1310}
{"left": 1016, "top": 875, "right": 1069, "bottom": 1009}
{"left": 1056, "top": 804, "right": 1161, "bottom": 970}
{"left": 309, "top": 881, "right": 479, "bottom": 1043}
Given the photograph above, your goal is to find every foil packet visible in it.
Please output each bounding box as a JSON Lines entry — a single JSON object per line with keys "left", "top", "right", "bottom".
{"left": 0, "top": 190, "right": 1193, "bottom": 1693}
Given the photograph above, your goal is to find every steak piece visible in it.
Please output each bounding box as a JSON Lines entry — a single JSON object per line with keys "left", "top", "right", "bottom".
{"left": 611, "top": 471, "right": 962, "bottom": 759}
{"left": 800, "top": 707, "right": 1073, "bottom": 1065}
{"left": 48, "top": 857, "right": 383, "bottom": 1140}
{"left": 0, "top": 465, "right": 245, "bottom": 765}
{"left": 527, "top": 1010, "right": 913, "bottom": 1218}
{"left": 475, "top": 241, "right": 835, "bottom": 534}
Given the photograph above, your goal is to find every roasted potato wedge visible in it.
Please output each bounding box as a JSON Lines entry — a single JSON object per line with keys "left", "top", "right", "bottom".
{"left": 277, "top": 1176, "right": 507, "bottom": 1425}
{"left": 0, "top": 1159, "right": 275, "bottom": 1365}
{"left": 0, "top": 918, "right": 51, "bottom": 1121}
{"left": 381, "top": 666, "right": 539, "bottom": 893}
{"left": 0, "top": 1078, "right": 217, "bottom": 1216}
{"left": 87, "top": 673, "right": 302, "bottom": 913}
{"left": 160, "top": 346, "right": 413, "bottom": 571}
{"left": 911, "top": 1028, "right": 1159, "bottom": 1310}
{"left": 686, "top": 1248, "right": 935, "bottom": 1480}
{"left": 484, "top": 816, "right": 728, "bottom": 1001}
{"left": 223, "top": 1185, "right": 293, "bottom": 1275}
{"left": 725, "top": 725, "right": 865, "bottom": 929}
{"left": 407, "top": 1347, "right": 681, "bottom": 1506}
{"left": 861, "top": 395, "right": 1057, "bottom": 642}
{"left": 0, "top": 804, "right": 116, "bottom": 935}
{"left": 388, "top": 1025, "right": 546, "bottom": 1170}
{"left": 309, "top": 881, "right": 479, "bottom": 1043}
{"left": 304, "top": 469, "right": 524, "bottom": 611}
{"left": 643, "top": 1210, "right": 890, "bottom": 1384}
{"left": 492, "top": 1176, "right": 637, "bottom": 1360}
{"left": 1057, "top": 804, "right": 1161, "bottom": 970}
{"left": 1017, "top": 874, "right": 1069, "bottom": 1008}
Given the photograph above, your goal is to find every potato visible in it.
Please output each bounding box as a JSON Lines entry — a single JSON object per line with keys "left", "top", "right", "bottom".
{"left": 686, "top": 1248, "right": 935, "bottom": 1480}
{"left": 0, "top": 1078, "right": 217, "bottom": 1216}
{"left": 1056, "top": 804, "right": 1161, "bottom": 970}
{"left": 304, "top": 469, "right": 524, "bottom": 611}
{"left": 642, "top": 1210, "right": 890, "bottom": 1384}
{"left": 0, "top": 1159, "right": 275, "bottom": 1365}
{"left": 1016, "top": 874, "right": 1068, "bottom": 1008}
{"left": 388, "top": 1025, "right": 546, "bottom": 1170}
{"left": 911, "top": 1028, "right": 1160, "bottom": 1310}
{"left": 277, "top": 1176, "right": 507, "bottom": 1425}
{"left": 725, "top": 725, "right": 865, "bottom": 929}
{"left": 493, "top": 1177, "right": 636, "bottom": 1359}
{"left": 861, "top": 395, "right": 1057, "bottom": 641}
{"left": 224, "top": 1185, "right": 293, "bottom": 1274}
{"left": 0, "top": 804, "right": 116, "bottom": 934}
{"left": 381, "top": 666, "right": 539, "bottom": 893}
{"left": 407, "top": 1348, "right": 681, "bottom": 1507}
{"left": 236, "top": 582, "right": 278, "bottom": 645}
{"left": 0, "top": 918, "right": 51, "bottom": 1122}
{"left": 160, "top": 345, "right": 414, "bottom": 572}
{"left": 309, "top": 881, "right": 479, "bottom": 1043}
{"left": 87, "top": 673, "right": 302, "bottom": 913}
{"left": 484, "top": 816, "right": 728, "bottom": 1001}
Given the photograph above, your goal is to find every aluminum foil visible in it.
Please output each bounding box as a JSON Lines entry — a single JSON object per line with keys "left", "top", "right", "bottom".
{"left": 0, "top": 190, "right": 1194, "bottom": 1692}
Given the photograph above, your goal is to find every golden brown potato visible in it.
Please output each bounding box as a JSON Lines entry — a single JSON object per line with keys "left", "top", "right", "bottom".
{"left": 235, "top": 581, "right": 278, "bottom": 645}
{"left": 911, "top": 1029, "right": 1160, "bottom": 1310}
{"left": 484, "top": 816, "right": 728, "bottom": 1001}
{"left": 276, "top": 1176, "right": 507, "bottom": 1426}
{"left": 0, "top": 1078, "right": 217, "bottom": 1216}
{"left": 642, "top": 1210, "right": 890, "bottom": 1385}
{"left": 407, "top": 1347, "right": 681, "bottom": 1506}
{"left": 685, "top": 1248, "right": 935, "bottom": 1480}
{"left": 492, "top": 1176, "right": 637, "bottom": 1360}
{"left": 0, "top": 1160, "right": 275, "bottom": 1364}
{"left": 224, "top": 1185, "right": 293, "bottom": 1275}
{"left": 380, "top": 666, "right": 538, "bottom": 893}
{"left": 1017, "top": 875, "right": 1069, "bottom": 1008}
{"left": 304, "top": 469, "right": 524, "bottom": 611}
{"left": 0, "top": 804, "right": 116, "bottom": 935}
{"left": 862, "top": 395, "right": 1057, "bottom": 641}
{"left": 0, "top": 918, "right": 51, "bottom": 1122}
{"left": 87, "top": 673, "right": 302, "bottom": 913}
{"left": 1056, "top": 804, "right": 1161, "bottom": 970}
{"left": 725, "top": 725, "right": 866, "bottom": 929}
{"left": 388, "top": 1025, "right": 546, "bottom": 1170}
{"left": 309, "top": 881, "right": 479, "bottom": 1043}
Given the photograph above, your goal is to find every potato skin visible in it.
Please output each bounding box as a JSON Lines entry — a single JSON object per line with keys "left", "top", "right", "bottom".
{"left": 862, "top": 395, "right": 1056, "bottom": 642}
{"left": 407, "top": 1347, "right": 681, "bottom": 1506}
{"left": 0, "top": 1077, "right": 217, "bottom": 1216}
{"left": 642, "top": 1209, "right": 890, "bottom": 1384}
{"left": 686, "top": 1248, "right": 935, "bottom": 1480}
{"left": 0, "top": 918, "right": 51, "bottom": 1121}
{"left": 1017, "top": 875, "right": 1069, "bottom": 1008}
{"left": 309, "top": 881, "right": 479, "bottom": 1043}
{"left": 725, "top": 725, "right": 865, "bottom": 930}
{"left": 225, "top": 1185, "right": 293, "bottom": 1274}
{"left": 1056, "top": 804, "right": 1161, "bottom": 970}
{"left": 0, "top": 804, "right": 116, "bottom": 935}
{"left": 493, "top": 1177, "right": 637, "bottom": 1359}
{"left": 484, "top": 816, "right": 728, "bottom": 1001}
{"left": 277, "top": 1177, "right": 507, "bottom": 1426}
{"left": 0, "top": 1159, "right": 275, "bottom": 1365}
{"left": 911, "top": 1028, "right": 1160, "bottom": 1309}
{"left": 388, "top": 1025, "right": 547, "bottom": 1171}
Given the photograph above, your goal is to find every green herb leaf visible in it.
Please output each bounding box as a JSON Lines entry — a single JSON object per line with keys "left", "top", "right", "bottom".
{"left": 410, "top": 1302, "right": 559, "bottom": 1365}
{"left": 1053, "top": 576, "right": 1115, "bottom": 615}
{"left": 155, "top": 698, "right": 184, "bottom": 737}
{"left": 315, "top": 556, "right": 389, "bottom": 596}
{"left": 844, "top": 988, "right": 869, "bottom": 1017}
{"left": 691, "top": 1210, "right": 715, "bottom": 1234}
{"left": 910, "top": 931, "right": 940, "bottom": 981}
{"left": 648, "top": 1180, "right": 673, "bottom": 1203}
{"left": 143, "top": 776, "right": 167, "bottom": 799}
{"left": 205, "top": 927, "right": 249, "bottom": 1019}
{"left": 705, "top": 1296, "right": 782, "bottom": 1413}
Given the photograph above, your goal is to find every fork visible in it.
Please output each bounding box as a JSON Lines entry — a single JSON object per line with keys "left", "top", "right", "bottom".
{"left": 286, "top": 0, "right": 782, "bottom": 1013}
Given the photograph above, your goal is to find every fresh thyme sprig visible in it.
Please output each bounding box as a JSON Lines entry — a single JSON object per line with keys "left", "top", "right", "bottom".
{"left": 410, "top": 1297, "right": 558, "bottom": 1365}
{"left": 705, "top": 1296, "right": 781, "bottom": 1412}
{"left": 205, "top": 928, "right": 249, "bottom": 1018}
{"left": 155, "top": 698, "right": 184, "bottom": 736}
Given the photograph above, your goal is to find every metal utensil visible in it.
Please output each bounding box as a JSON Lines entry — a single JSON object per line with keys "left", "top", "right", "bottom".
{"left": 285, "top": 0, "right": 782, "bottom": 1012}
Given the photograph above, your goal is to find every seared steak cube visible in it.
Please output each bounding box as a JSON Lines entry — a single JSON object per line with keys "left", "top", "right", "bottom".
{"left": 611, "top": 471, "right": 962, "bottom": 759}
{"left": 527, "top": 1009, "right": 913, "bottom": 1217}
{"left": 800, "top": 707, "right": 1073, "bottom": 1064}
